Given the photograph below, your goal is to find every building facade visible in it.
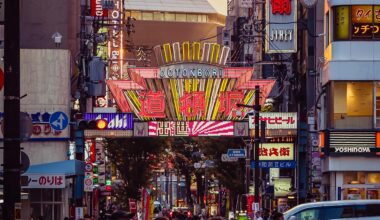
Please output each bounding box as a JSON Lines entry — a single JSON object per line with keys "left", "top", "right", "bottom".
{"left": 320, "top": 0, "right": 380, "bottom": 201}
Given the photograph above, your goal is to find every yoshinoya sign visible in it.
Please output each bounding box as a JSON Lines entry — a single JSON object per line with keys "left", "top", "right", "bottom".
{"left": 323, "top": 131, "right": 380, "bottom": 156}
{"left": 248, "top": 112, "right": 297, "bottom": 129}
{"left": 265, "top": 0, "right": 297, "bottom": 53}
{"left": 84, "top": 113, "right": 133, "bottom": 130}
{"left": 159, "top": 63, "right": 224, "bottom": 79}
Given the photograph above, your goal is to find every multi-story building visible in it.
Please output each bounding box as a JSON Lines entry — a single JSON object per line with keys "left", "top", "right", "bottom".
{"left": 0, "top": 0, "right": 81, "bottom": 218}
{"left": 319, "top": 1, "right": 380, "bottom": 200}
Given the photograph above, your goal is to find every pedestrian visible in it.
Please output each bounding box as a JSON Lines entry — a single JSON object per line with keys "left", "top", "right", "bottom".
{"left": 111, "top": 210, "right": 132, "bottom": 220}
{"left": 271, "top": 212, "right": 284, "bottom": 220}
{"left": 255, "top": 211, "right": 263, "bottom": 220}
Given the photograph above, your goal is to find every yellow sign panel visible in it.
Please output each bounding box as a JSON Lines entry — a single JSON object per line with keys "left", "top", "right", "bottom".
{"left": 259, "top": 143, "right": 294, "bottom": 161}
{"left": 335, "top": 6, "right": 350, "bottom": 40}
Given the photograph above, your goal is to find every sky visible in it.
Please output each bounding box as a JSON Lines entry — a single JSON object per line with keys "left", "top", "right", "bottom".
{"left": 207, "top": 0, "right": 227, "bottom": 16}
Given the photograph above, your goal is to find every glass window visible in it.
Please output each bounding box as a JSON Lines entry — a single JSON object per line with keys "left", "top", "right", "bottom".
{"left": 30, "top": 189, "right": 41, "bottom": 202}
{"left": 198, "top": 15, "right": 207, "bottom": 22}
{"left": 30, "top": 203, "right": 41, "bottom": 219}
{"left": 376, "top": 83, "right": 380, "bottom": 127}
{"left": 323, "top": 206, "right": 355, "bottom": 219}
{"left": 176, "top": 14, "right": 186, "bottom": 22}
{"left": 333, "top": 82, "right": 373, "bottom": 129}
{"left": 142, "top": 12, "right": 153, "bottom": 20}
{"left": 42, "top": 189, "right": 53, "bottom": 201}
{"left": 368, "top": 173, "right": 380, "bottom": 183}
{"left": 54, "top": 204, "right": 62, "bottom": 219}
{"left": 165, "top": 13, "right": 175, "bottom": 21}
{"left": 343, "top": 172, "right": 366, "bottom": 184}
{"left": 54, "top": 189, "right": 62, "bottom": 201}
{"left": 187, "top": 14, "right": 198, "bottom": 22}
{"left": 153, "top": 12, "right": 164, "bottom": 21}
{"left": 131, "top": 11, "right": 141, "bottom": 20}
{"left": 366, "top": 204, "right": 380, "bottom": 216}
{"left": 42, "top": 204, "right": 53, "bottom": 220}
{"left": 295, "top": 208, "right": 321, "bottom": 220}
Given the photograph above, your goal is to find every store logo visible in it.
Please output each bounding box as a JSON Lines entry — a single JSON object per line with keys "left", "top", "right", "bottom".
{"left": 334, "top": 147, "right": 371, "bottom": 153}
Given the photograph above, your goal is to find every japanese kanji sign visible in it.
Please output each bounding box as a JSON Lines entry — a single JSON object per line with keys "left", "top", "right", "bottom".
{"left": 266, "top": 0, "right": 297, "bottom": 53}
{"left": 248, "top": 112, "right": 297, "bottom": 129}
{"left": 258, "top": 143, "right": 294, "bottom": 161}
{"left": 139, "top": 91, "right": 245, "bottom": 119}
{"left": 148, "top": 121, "right": 235, "bottom": 137}
{"left": 22, "top": 174, "right": 65, "bottom": 188}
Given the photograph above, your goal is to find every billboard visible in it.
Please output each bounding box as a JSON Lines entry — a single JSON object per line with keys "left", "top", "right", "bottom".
{"left": 84, "top": 113, "right": 134, "bottom": 130}
{"left": 259, "top": 143, "right": 294, "bottom": 160}
{"left": 274, "top": 178, "right": 292, "bottom": 197}
{"left": 248, "top": 112, "right": 297, "bottom": 129}
{"left": 265, "top": 0, "right": 297, "bottom": 53}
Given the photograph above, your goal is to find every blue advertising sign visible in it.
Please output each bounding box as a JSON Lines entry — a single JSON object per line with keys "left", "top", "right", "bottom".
{"left": 49, "top": 111, "right": 69, "bottom": 131}
{"left": 250, "top": 160, "right": 296, "bottom": 169}
{"left": 84, "top": 113, "right": 134, "bottom": 130}
{"left": 227, "top": 149, "right": 246, "bottom": 158}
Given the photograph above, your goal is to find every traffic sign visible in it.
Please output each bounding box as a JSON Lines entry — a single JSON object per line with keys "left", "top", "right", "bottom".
{"left": 227, "top": 149, "right": 246, "bottom": 158}
{"left": 49, "top": 111, "right": 69, "bottom": 131}
{"left": 84, "top": 177, "right": 93, "bottom": 192}
{"left": 85, "top": 163, "right": 93, "bottom": 172}
{"left": 221, "top": 154, "right": 238, "bottom": 162}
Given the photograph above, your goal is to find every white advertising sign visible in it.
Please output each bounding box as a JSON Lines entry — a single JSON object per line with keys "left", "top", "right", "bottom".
{"left": 22, "top": 174, "right": 65, "bottom": 188}
{"left": 84, "top": 176, "right": 94, "bottom": 192}
{"left": 248, "top": 112, "right": 297, "bottom": 129}
{"left": 265, "top": 0, "right": 297, "bottom": 53}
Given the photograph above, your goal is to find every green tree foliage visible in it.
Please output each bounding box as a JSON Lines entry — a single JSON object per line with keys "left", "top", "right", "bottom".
{"left": 104, "top": 137, "right": 167, "bottom": 208}
{"left": 195, "top": 137, "right": 246, "bottom": 208}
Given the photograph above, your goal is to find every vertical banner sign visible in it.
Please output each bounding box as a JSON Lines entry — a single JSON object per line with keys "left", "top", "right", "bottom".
{"left": 266, "top": 0, "right": 297, "bottom": 53}
{"left": 90, "top": 0, "right": 108, "bottom": 17}
{"left": 108, "top": 0, "right": 124, "bottom": 79}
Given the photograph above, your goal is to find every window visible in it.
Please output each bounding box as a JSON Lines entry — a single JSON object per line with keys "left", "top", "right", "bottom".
{"left": 333, "top": 5, "right": 380, "bottom": 41}
{"left": 333, "top": 82, "right": 373, "bottom": 129}
{"left": 29, "top": 189, "right": 63, "bottom": 220}
{"left": 153, "top": 12, "right": 164, "bottom": 21}
{"left": 165, "top": 13, "right": 176, "bottom": 21}
{"left": 187, "top": 14, "right": 198, "bottom": 22}
{"left": 343, "top": 172, "right": 366, "bottom": 184}
{"left": 367, "top": 173, "right": 380, "bottom": 183}
{"left": 131, "top": 11, "right": 141, "bottom": 20}
{"left": 355, "top": 205, "right": 380, "bottom": 217}
{"left": 176, "top": 14, "right": 186, "bottom": 22}
{"left": 323, "top": 206, "right": 355, "bottom": 219}
{"left": 198, "top": 14, "right": 207, "bottom": 22}
{"left": 142, "top": 12, "right": 153, "bottom": 20}
{"left": 295, "top": 208, "right": 322, "bottom": 220}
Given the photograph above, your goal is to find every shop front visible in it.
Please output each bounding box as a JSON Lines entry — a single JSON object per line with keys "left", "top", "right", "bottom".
{"left": 21, "top": 160, "right": 85, "bottom": 220}
{"left": 320, "top": 130, "right": 380, "bottom": 200}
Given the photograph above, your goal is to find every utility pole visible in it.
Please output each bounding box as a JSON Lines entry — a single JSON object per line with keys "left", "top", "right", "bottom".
{"left": 253, "top": 85, "right": 260, "bottom": 207}
{"left": 3, "top": 0, "right": 21, "bottom": 219}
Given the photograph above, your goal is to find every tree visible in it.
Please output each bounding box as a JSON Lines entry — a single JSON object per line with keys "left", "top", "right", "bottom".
{"left": 104, "top": 137, "right": 167, "bottom": 209}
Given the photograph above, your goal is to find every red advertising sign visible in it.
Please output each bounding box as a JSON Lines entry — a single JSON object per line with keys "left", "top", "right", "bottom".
{"left": 90, "top": 0, "right": 108, "bottom": 17}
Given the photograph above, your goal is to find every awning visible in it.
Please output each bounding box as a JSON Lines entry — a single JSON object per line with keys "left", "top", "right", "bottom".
{"left": 23, "top": 160, "right": 85, "bottom": 176}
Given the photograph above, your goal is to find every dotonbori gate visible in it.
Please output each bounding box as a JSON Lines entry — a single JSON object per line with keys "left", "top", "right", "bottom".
{"left": 94, "top": 42, "right": 276, "bottom": 137}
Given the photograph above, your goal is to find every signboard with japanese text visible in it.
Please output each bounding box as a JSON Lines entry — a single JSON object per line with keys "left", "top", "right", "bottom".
{"left": 91, "top": 0, "right": 108, "bottom": 17}
{"left": 106, "top": 41, "right": 276, "bottom": 121}
{"left": 84, "top": 113, "right": 134, "bottom": 130}
{"left": 265, "top": 0, "right": 297, "bottom": 53}
{"left": 148, "top": 121, "right": 235, "bottom": 137}
{"left": 108, "top": 0, "right": 124, "bottom": 79}
{"left": 248, "top": 112, "right": 297, "bottom": 129}
{"left": 0, "top": 111, "right": 69, "bottom": 140}
{"left": 22, "top": 174, "right": 65, "bottom": 188}
{"left": 250, "top": 160, "right": 296, "bottom": 168}
{"left": 259, "top": 143, "right": 294, "bottom": 160}
{"left": 334, "top": 5, "right": 380, "bottom": 40}
{"left": 274, "top": 178, "right": 292, "bottom": 197}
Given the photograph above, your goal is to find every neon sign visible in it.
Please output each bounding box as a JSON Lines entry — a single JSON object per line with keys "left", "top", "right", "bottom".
{"left": 159, "top": 63, "right": 224, "bottom": 79}
{"left": 139, "top": 91, "right": 245, "bottom": 119}
{"left": 108, "top": 0, "right": 124, "bottom": 79}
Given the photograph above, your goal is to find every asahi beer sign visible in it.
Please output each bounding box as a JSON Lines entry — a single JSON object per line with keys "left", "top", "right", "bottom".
{"left": 265, "top": 0, "right": 297, "bottom": 53}
{"left": 160, "top": 64, "right": 224, "bottom": 79}
{"left": 84, "top": 113, "right": 133, "bottom": 130}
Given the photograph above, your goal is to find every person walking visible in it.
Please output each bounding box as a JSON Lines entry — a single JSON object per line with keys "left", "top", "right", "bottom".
{"left": 271, "top": 212, "right": 284, "bottom": 220}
